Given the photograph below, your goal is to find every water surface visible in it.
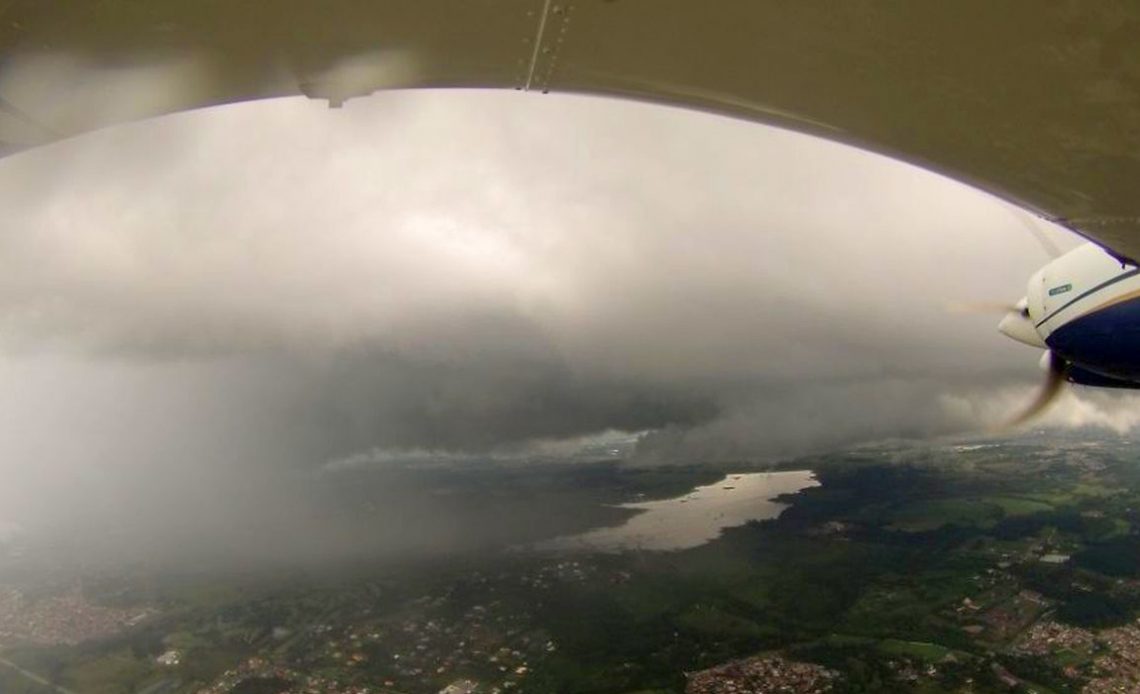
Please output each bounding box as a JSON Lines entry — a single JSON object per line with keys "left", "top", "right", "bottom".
{"left": 541, "top": 470, "right": 817, "bottom": 552}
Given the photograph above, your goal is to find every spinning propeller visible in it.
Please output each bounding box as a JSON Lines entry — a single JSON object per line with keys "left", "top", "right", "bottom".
{"left": 953, "top": 209, "right": 1070, "bottom": 427}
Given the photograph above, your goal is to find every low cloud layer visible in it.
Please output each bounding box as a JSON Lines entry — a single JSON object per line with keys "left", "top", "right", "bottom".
{"left": 0, "top": 89, "right": 1128, "bottom": 562}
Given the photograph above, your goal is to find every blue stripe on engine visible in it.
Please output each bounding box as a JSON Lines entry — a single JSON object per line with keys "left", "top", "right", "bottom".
{"left": 1046, "top": 292, "right": 1140, "bottom": 382}
{"left": 1035, "top": 267, "right": 1140, "bottom": 328}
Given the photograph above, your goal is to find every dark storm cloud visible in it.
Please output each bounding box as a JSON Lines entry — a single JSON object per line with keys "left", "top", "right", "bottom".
{"left": 274, "top": 347, "right": 719, "bottom": 457}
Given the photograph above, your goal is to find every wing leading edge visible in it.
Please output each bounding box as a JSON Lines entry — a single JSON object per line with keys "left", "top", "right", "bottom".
{"left": 0, "top": 1, "right": 1137, "bottom": 258}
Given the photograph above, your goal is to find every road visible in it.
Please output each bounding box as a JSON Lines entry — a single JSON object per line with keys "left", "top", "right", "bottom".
{"left": 0, "top": 654, "right": 80, "bottom": 694}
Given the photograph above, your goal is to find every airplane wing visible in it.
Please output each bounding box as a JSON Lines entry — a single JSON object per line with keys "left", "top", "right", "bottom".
{"left": 0, "top": 1, "right": 1138, "bottom": 259}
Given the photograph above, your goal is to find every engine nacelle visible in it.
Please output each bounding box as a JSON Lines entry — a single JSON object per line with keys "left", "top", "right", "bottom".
{"left": 999, "top": 242, "right": 1140, "bottom": 387}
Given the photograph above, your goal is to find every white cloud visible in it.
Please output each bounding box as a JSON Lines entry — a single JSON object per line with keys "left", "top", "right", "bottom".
{"left": 0, "top": 90, "right": 1104, "bottom": 531}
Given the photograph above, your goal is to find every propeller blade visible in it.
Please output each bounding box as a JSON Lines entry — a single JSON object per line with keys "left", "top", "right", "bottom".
{"left": 945, "top": 301, "right": 1020, "bottom": 315}
{"left": 1002, "top": 350, "right": 1067, "bottom": 428}
{"left": 1009, "top": 206, "right": 1064, "bottom": 260}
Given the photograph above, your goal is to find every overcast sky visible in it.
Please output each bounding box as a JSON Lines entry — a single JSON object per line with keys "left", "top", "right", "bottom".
{"left": 0, "top": 89, "right": 1133, "bottom": 562}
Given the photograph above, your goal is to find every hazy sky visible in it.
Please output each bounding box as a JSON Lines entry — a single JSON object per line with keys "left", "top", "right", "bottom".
{"left": 0, "top": 89, "right": 1133, "bottom": 560}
